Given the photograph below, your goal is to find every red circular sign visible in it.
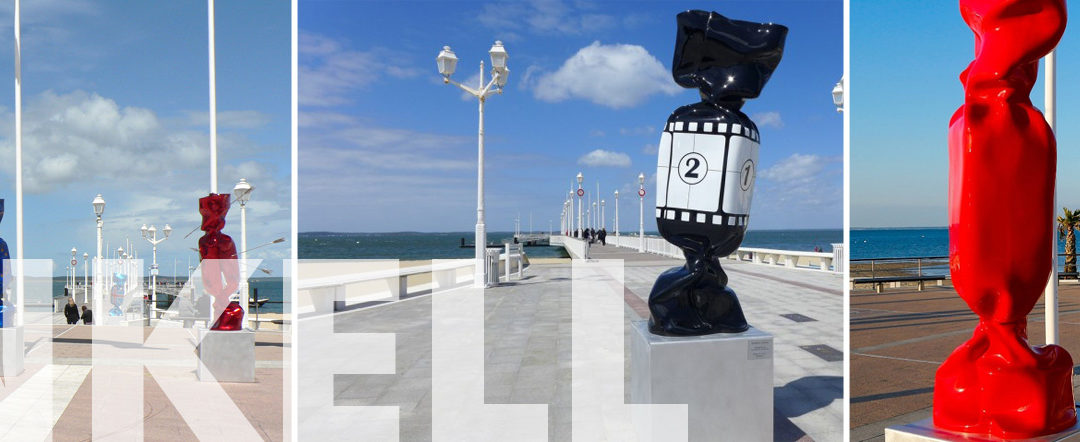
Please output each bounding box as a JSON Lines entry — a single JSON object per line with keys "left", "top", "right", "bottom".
{"left": 577, "top": 188, "right": 585, "bottom": 197}
{"left": 638, "top": 188, "right": 646, "bottom": 197}
{"left": 71, "top": 259, "right": 78, "bottom": 266}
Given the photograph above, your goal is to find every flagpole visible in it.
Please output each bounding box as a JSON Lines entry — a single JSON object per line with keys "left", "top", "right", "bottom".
{"left": 208, "top": 0, "right": 217, "bottom": 194}
{"left": 1045, "top": 49, "right": 1058, "bottom": 345}
{"left": 14, "top": 0, "right": 24, "bottom": 327}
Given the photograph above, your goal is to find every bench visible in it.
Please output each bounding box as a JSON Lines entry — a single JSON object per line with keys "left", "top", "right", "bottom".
{"left": 851, "top": 275, "right": 948, "bottom": 293}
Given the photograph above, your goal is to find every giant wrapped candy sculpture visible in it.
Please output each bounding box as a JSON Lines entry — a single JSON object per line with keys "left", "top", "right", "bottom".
{"left": 933, "top": 0, "right": 1075, "bottom": 437}
{"left": 198, "top": 194, "right": 243, "bottom": 331}
{"left": 648, "top": 10, "right": 786, "bottom": 335}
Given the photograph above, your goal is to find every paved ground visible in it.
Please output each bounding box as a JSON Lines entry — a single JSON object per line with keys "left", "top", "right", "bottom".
{"left": 849, "top": 281, "right": 1080, "bottom": 441}
{"left": 328, "top": 241, "right": 844, "bottom": 441}
{"left": 0, "top": 320, "right": 287, "bottom": 441}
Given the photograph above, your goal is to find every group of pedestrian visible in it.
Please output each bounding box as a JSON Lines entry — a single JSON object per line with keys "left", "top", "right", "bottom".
{"left": 63, "top": 297, "right": 92, "bottom": 325}
{"left": 577, "top": 227, "right": 607, "bottom": 246}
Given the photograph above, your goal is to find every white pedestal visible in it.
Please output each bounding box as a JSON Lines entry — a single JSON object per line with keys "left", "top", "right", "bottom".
{"left": 630, "top": 321, "right": 773, "bottom": 441}
{"left": 886, "top": 418, "right": 1080, "bottom": 441}
{"left": 0, "top": 326, "right": 23, "bottom": 376}
{"left": 197, "top": 328, "right": 255, "bottom": 383}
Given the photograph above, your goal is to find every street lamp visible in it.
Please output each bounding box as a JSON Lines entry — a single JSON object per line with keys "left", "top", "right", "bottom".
{"left": 234, "top": 178, "right": 254, "bottom": 324}
{"left": 600, "top": 200, "right": 605, "bottom": 231}
{"left": 639, "top": 173, "right": 646, "bottom": 252}
{"left": 140, "top": 223, "right": 171, "bottom": 314}
{"left": 92, "top": 194, "right": 105, "bottom": 323}
{"left": 832, "top": 75, "right": 844, "bottom": 113}
{"left": 438, "top": 41, "right": 510, "bottom": 287}
{"left": 70, "top": 247, "right": 76, "bottom": 301}
{"left": 591, "top": 201, "right": 600, "bottom": 232}
{"left": 614, "top": 190, "right": 620, "bottom": 236}
{"left": 83, "top": 252, "right": 88, "bottom": 304}
{"left": 574, "top": 171, "right": 583, "bottom": 237}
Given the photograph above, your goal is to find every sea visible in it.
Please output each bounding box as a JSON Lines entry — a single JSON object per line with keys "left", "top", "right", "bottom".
{"left": 298, "top": 229, "right": 843, "bottom": 260}
{"left": 852, "top": 227, "right": 1077, "bottom": 275}
{"left": 52, "top": 277, "right": 286, "bottom": 313}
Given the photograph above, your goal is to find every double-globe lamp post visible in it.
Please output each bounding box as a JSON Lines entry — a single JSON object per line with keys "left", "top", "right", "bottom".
{"left": 614, "top": 190, "right": 620, "bottom": 236}
{"left": 140, "top": 223, "right": 171, "bottom": 314}
{"left": 437, "top": 41, "right": 509, "bottom": 287}
{"left": 234, "top": 178, "right": 254, "bottom": 323}
{"left": 69, "top": 247, "right": 76, "bottom": 300}
{"left": 92, "top": 194, "right": 105, "bottom": 321}
{"left": 83, "top": 252, "right": 88, "bottom": 304}
{"left": 576, "top": 173, "right": 583, "bottom": 239}
{"left": 639, "top": 173, "right": 645, "bottom": 252}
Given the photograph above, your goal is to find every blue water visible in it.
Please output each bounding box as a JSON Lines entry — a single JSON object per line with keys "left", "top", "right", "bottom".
{"left": 298, "top": 229, "right": 843, "bottom": 260}
{"left": 52, "top": 277, "right": 286, "bottom": 313}
{"left": 853, "top": 227, "right": 1078, "bottom": 272}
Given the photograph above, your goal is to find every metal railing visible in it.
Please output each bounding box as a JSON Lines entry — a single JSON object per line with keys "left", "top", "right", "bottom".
{"left": 556, "top": 235, "right": 840, "bottom": 272}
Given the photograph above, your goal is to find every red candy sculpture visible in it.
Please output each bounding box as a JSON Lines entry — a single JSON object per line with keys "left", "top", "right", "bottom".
{"left": 198, "top": 193, "right": 243, "bottom": 331}
{"left": 935, "top": 0, "right": 1074, "bottom": 437}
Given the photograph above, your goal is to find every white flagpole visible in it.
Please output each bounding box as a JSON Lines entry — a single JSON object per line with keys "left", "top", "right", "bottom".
{"left": 1045, "top": 50, "right": 1059, "bottom": 345}
{"left": 208, "top": 0, "right": 217, "bottom": 194}
{"left": 14, "top": 0, "right": 24, "bottom": 327}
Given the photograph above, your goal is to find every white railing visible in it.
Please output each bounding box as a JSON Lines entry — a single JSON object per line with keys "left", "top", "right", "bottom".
{"left": 558, "top": 234, "right": 840, "bottom": 272}
{"left": 297, "top": 251, "right": 531, "bottom": 315}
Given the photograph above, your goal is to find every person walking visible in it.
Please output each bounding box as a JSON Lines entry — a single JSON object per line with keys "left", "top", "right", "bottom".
{"left": 599, "top": 228, "right": 607, "bottom": 246}
{"left": 64, "top": 297, "right": 80, "bottom": 325}
{"left": 80, "top": 305, "right": 93, "bottom": 325}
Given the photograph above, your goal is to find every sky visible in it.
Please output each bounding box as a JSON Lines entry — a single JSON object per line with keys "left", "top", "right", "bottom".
{"left": 852, "top": 1, "right": 1080, "bottom": 228}
{"left": 298, "top": 0, "right": 843, "bottom": 234}
{"left": 0, "top": 0, "right": 291, "bottom": 276}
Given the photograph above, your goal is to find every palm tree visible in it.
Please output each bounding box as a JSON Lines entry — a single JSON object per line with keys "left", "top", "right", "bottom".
{"left": 1058, "top": 207, "right": 1080, "bottom": 277}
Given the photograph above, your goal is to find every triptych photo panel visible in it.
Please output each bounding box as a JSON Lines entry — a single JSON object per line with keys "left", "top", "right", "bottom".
{"left": 1, "top": 0, "right": 1078, "bottom": 441}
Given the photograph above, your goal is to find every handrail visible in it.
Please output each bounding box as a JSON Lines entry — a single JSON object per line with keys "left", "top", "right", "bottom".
{"left": 556, "top": 234, "right": 840, "bottom": 272}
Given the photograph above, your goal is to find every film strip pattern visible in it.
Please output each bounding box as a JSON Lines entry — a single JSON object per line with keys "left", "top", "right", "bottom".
{"left": 657, "top": 207, "right": 749, "bottom": 227}
{"left": 666, "top": 120, "right": 759, "bottom": 142}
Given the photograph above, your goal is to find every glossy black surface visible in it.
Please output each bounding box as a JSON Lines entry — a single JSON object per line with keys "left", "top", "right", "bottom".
{"left": 648, "top": 10, "right": 785, "bottom": 336}
{"left": 672, "top": 10, "right": 787, "bottom": 109}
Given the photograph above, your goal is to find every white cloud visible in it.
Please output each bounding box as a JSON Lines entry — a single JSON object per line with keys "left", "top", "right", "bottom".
{"left": 750, "top": 153, "right": 842, "bottom": 228}
{"left": 299, "top": 32, "right": 421, "bottom": 107}
{"left": 590, "top": 129, "right": 606, "bottom": 137}
{"left": 641, "top": 144, "right": 658, "bottom": 155}
{"left": 186, "top": 110, "right": 271, "bottom": 129}
{"left": 534, "top": 42, "right": 680, "bottom": 109}
{"left": 759, "top": 153, "right": 829, "bottom": 185}
{"left": 578, "top": 149, "right": 631, "bottom": 167}
{"left": 751, "top": 111, "right": 784, "bottom": 129}
{"left": 477, "top": 0, "right": 617, "bottom": 37}
{"left": 620, "top": 125, "right": 656, "bottom": 136}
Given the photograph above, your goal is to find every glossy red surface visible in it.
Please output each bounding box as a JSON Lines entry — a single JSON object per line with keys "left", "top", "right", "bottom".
{"left": 935, "top": 0, "right": 1074, "bottom": 437}
{"left": 210, "top": 300, "right": 245, "bottom": 331}
{"left": 198, "top": 193, "right": 242, "bottom": 331}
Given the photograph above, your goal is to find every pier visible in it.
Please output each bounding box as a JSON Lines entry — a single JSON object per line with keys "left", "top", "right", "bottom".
{"left": 300, "top": 236, "right": 843, "bottom": 440}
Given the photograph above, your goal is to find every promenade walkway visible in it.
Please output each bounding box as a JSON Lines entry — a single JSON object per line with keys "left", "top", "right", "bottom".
{"left": 0, "top": 322, "right": 286, "bottom": 440}
{"left": 850, "top": 282, "right": 1080, "bottom": 441}
{"left": 328, "top": 241, "right": 843, "bottom": 441}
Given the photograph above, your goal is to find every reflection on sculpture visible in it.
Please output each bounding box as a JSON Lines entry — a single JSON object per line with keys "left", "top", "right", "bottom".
{"left": 198, "top": 194, "right": 243, "bottom": 331}
{"left": 0, "top": 199, "right": 8, "bottom": 328}
{"left": 934, "top": 0, "right": 1074, "bottom": 437}
{"left": 109, "top": 271, "right": 126, "bottom": 317}
{"left": 648, "top": 10, "right": 786, "bottom": 336}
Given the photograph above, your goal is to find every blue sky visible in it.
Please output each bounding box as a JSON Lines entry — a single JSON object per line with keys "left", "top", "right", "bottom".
{"left": 298, "top": 0, "right": 842, "bottom": 233}
{"left": 0, "top": 0, "right": 291, "bottom": 276}
{"left": 852, "top": 1, "right": 1079, "bottom": 227}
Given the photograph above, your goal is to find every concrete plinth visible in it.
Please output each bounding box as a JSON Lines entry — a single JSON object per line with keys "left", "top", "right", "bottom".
{"left": 0, "top": 326, "right": 23, "bottom": 376}
{"left": 197, "top": 328, "right": 255, "bottom": 383}
{"left": 886, "top": 418, "right": 1080, "bottom": 441}
{"left": 630, "top": 321, "right": 773, "bottom": 441}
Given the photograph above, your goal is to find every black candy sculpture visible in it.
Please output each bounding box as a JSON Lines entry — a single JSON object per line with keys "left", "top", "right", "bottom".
{"left": 648, "top": 10, "right": 787, "bottom": 336}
